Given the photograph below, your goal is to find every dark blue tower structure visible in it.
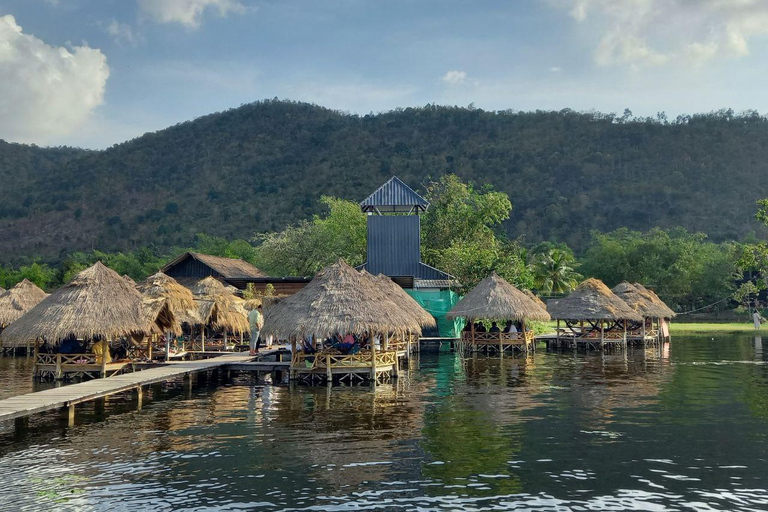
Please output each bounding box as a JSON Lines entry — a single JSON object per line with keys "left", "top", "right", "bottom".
{"left": 359, "top": 176, "right": 461, "bottom": 337}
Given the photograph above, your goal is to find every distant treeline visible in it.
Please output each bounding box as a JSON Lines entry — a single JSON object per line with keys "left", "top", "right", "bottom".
{"left": 2, "top": 100, "right": 768, "bottom": 260}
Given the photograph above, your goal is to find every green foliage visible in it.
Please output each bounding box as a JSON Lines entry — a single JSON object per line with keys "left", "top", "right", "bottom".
{"left": 4, "top": 101, "right": 768, "bottom": 261}
{"left": 421, "top": 175, "right": 532, "bottom": 291}
{"left": 531, "top": 249, "right": 582, "bottom": 293}
{"left": 580, "top": 227, "right": 738, "bottom": 309}
{"left": 255, "top": 196, "right": 366, "bottom": 276}
{"left": 0, "top": 262, "right": 57, "bottom": 290}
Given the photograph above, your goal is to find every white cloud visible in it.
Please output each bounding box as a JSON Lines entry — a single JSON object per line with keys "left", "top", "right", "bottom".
{"left": 0, "top": 15, "right": 109, "bottom": 144}
{"left": 550, "top": 0, "right": 768, "bottom": 68}
{"left": 138, "top": 0, "right": 247, "bottom": 28}
{"left": 550, "top": 66, "right": 562, "bottom": 73}
{"left": 442, "top": 70, "right": 467, "bottom": 84}
{"left": 105, "top": 20, "right": 141, "bottom": 46}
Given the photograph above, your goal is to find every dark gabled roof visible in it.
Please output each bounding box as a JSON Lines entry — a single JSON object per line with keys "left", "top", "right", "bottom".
{"left": 360, "top": 176, "right": 429, "bottom": 213}
{"left": 162, "top": 252, "right": 266, "bottom": 279}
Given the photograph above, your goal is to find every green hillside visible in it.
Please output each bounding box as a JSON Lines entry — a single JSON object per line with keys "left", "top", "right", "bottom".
{"left": 1, "top": 100, "right": 767, "bottom": 263}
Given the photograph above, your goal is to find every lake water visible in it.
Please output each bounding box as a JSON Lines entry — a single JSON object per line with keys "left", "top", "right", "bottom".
{"left": 2, "top": 335, "right": 768, "bottom": 511}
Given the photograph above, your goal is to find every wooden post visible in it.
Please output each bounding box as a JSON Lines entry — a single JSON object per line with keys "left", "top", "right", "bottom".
{"left": 326, "top": 354, "right": 332, "bottom": 384}
{"left": 470, "top": 321, "right": 476, "bottom": 353}
{"left": 384, "top": 332, "right": 389, "bottom": 351}
{"left": 290, "top": 337, "right": 297, "bottom": 381}
{"left": 556, "top": 319, "right": 560, "bottom": 345}
{"left": 166, "top": 333, "right": 171, "bottom": 362}
{"left": 623, "top": 319, "right": 628, "bottom": 348}
{"left": 600, "top": 321, "right": 605, "bottom": 351}
{"left": 56, "top": 353, "right": 63, "bottom": 380}
{"left": 32, "top": 338, "right": 40, "bottom": 379}
{"left": 67, "top": 404, "right": 75, "bottom": 427}
{"left": 136, "top": 386, "right": 143, "bottom": 411}
{"left": 224, "top": 331, "right": 228, "bottom": 352}
{"left": 148, "top": 334, "right": 153, "bottom": 360}
{"left": 25, "top": 339, "right": 30, "bottom": 358}
{"left": 100, "top": 340, "right": 108, "bottom": 378}
{"left": 522, "top": 319, "right": 528, "bottom": 353}
{"left": 201, "top": 326, "right": 206, "bottom": 352}
{"left": 370, "top": 333, "right": 378, "bottom": 380}
{"left": 642, "top": 318, "right": 647, "bottom": 347}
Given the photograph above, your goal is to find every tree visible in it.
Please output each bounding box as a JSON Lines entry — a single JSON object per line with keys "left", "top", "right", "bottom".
{"left": 532, "top": 249, "right": 581, "bottom": 293}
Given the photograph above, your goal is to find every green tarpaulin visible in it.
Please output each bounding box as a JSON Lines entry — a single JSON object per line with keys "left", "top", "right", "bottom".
{"left": 405, "top": 289, "right": 463, "bottom": 338}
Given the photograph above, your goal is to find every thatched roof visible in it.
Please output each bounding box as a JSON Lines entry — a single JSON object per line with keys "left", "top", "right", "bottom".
{"left": 0, "top": 286, "right": 5, "bottom": 294}
{"left": 142, "top": 297, "right": 181, "bottom": 336}
{"left": 163, "top": 252, "right": 266, "bottom": 279}
{"left": 612, "top": 282, "right": 669, "bottom": 319}
{"left": 633, "top": 283, "right": 677, "bottom": 318}
{"left": 446, "top": 273, "right": 551, "bottom": 322}
{"left": 547, "top": 278, "right": 643, "bottom": 322}
{"left": 192, "top": 277, "right": 249, "bottom": 334}
{"left": 365, "top": 272, "right": 436, "bottom": 328}
{"left": 138, "top": 272, "right": 200, "bottom": 325}
{"left": 523, "top": 289, "right": 547, "bottom": 310}
{"left": 0, "top": 262, "right": 151, "bottom": 345}
{"left": 262, "top": 260, "right": 422, "bottom": 339}
{"left": 0, "top": 279, "right": 48, "bottom": 325}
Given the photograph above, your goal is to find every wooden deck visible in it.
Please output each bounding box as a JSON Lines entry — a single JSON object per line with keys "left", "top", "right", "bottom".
{"left": 0, "top": 352, "right": 254, "bottom": 425}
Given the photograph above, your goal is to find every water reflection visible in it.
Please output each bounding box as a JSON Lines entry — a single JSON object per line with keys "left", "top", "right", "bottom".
{"left": 2, "top": 335, "right": 768, "bottom": 510}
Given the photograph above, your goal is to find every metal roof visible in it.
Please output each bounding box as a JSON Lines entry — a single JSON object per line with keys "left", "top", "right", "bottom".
{"left": 360, "top": 176, "right": 429, "bottom": 213}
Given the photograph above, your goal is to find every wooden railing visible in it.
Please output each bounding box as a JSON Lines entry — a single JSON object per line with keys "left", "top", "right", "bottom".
{"left": 292, "top": 350, "right": 397, "bottom": 370}
{"left": 462, "top": 331, "right": 535, "bottom": 345}
{"left": 603, "top": 331, "right": 626, "bottom": 340}
{"left": 36, "top": 353, "right": 100, "bottom": 366}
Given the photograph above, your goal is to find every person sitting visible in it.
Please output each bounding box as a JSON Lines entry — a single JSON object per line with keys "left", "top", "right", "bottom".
{"left": 475, "top": 322, "right": 487, "bottom": 333}
{"left": 463, "top": 322, "right": 472, "bottom": 332}
{"left": 60, "top": 335, "right": 82, "bottom": 354}
{"left": 503, "top": 321, "right": 516, "bottom": 333}
{"left": 489, "top": 322, "right": 501, "bottom": 333}
{"left": 92, "top": 338, "right": 112, "bottom": 365}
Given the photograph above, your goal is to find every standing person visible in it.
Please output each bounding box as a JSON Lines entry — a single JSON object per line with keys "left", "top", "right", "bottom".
{"left": 248, "top": 304, "right": 264, "bottom": 355}
{"left": 754, "top": 310, "right": 762, "bottom": 331}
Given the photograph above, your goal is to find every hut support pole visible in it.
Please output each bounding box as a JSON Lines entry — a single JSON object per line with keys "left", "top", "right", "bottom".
{"left": 642, "top": 319, "right": 647, "bottom": 347}
{"left": 100, "top": 340, "right": 108, "bottom": 378}
{"left": 166, "top": 333, "right": 171, "bottom": 362}
{"left": 32, "top": 338, "right": 40, "bottom": 379}
{"left": 290, "top": 337, "right": 297, "bottom": 381}
{"left": 623, "top": 320, "right": 628, "bottom": 349}
{"left": 201, "top": 327, "right": 206, "bottom": 352}
{"left": 470, "top": 321, "right": 476, "bottom": 353}
{"left": 67, "top": 404, "right": 75, "bottom": 427}
{"left": 522, "top": 320, "right": 528, "bottom": 353}
{"left": 136, "top": 386, "right": 143, "bottom": 411}
{"left": 370, "top": 334, "right": 378, "bottom": 381}
{"left": 224, "top": 332, "right": 228, "bottom": 352}
{"left": 556, "top": 319, "right": 560, "bottom": 346}
{"left": 600, "top": 321, "right": 605, "bottom": 351}
{"left": 148, "top": 335, "right": 153, "bottom": 361}
{"left": 25, "top": 339, "right": 30, "bottom": 358}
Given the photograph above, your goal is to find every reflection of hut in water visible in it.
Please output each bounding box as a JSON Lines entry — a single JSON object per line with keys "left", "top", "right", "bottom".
{"left": 0, "top": 262, "right": 156, "bottom": 379}
{"left": 612, "top": 282, "right": 671, "bottom": 345}
{"left": 189, "top": 277, "right": 249, "bottom": 351}
{"left": 633, "top": 283, "right": 676, "bottom": 342}
{"left": 263, "top": 260, "right": 422, "bottom": 385}
{"left": 447, "top": 273, "right": 550, "bottom": 354}
{"left": 0, "top": 279, "right": 48, "bottom": 354}
{"left": 547, "top": 279, "right": 643, "bottom": 350}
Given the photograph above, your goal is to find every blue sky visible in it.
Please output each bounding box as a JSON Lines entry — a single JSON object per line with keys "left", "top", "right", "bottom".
{"left": 2, "top": 0, "right": 768, "bottom": 149}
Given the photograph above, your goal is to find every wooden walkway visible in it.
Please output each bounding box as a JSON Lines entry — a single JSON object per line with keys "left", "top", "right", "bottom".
{"left": 0, "top": 352, "right": 253, "bottom": 425}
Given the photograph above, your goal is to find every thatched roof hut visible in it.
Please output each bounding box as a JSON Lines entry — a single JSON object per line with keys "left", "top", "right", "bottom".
{"left": 0, "top": 262, "right": 151, "bottom": 346}
{"left": 262, "top": 260, "right": 422, "bottom": 339}
{"left": 633, "top": 283, "right": 677, "bottom": 318}
{"left": 142, "top": 297, "right": 181, "bottom": 335}
{"left": 612, "top": 282, "right": 669, "bottom": 319}
{"left": 138, "top": 272, "right": 200, "bottom": 325}
{"left": 548, "top": 278, "right": 643, "bottom": 322}
{"left": 191, "top": 277, "right": 249, "bottom": 334}
{"left": 361, "top": 271, "right": 436, "bottom": 329}
{"left": 0, "top": 279, "right": 48, "bottom": 326}
{"left": 446, "top": 273, "right": 551, "bottom": 322}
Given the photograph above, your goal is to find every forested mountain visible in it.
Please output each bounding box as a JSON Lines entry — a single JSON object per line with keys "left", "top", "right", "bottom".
{"left": 1, "top": 100, "right": 768, "bottom": 263}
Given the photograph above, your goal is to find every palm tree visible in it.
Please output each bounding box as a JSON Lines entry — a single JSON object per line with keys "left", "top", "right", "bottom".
{"left": 533, "top": 249, "right": 582, "bottom": 293}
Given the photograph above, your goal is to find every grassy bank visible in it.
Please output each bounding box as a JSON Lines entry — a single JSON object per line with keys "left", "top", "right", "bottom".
{"left": 670, "top": 322, "right": 759, "bottom": 334}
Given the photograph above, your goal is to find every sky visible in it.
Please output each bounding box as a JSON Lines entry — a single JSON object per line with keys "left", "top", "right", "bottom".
{"left": 2, "top": 0, "right": 768, "bottom": 149}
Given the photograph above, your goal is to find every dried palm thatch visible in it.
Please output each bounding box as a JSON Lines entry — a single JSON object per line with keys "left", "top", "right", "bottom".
{"left": 358, "top": 270, "right": 436, "bottom": 329}
{"left": 262, "top": 260, "right": 422, "bottom": 339}
{"left": 192, "top": 277, "right": 249, "bottom": 334}
{"left": 446, "top": 273, "right": 551, "bottom": 322}
{"left": 524, "top": 289, "right": 547, "bottom": 310}
{"left": 612, "top": 282, "right": 669, "bottom": 319}
{"left": 138, "top": 272, "right": 200, "bottom": 325}
{"left": 0, "top": 286, "right": 5, "bottom": 294}
{"left": 0, "top": 262, "right": 151, "bottom": 346}
{"left": 0, "top": 279, "right": 48, "bottom": 326}
{"left": 548, "top": 278, "right": 643, "bottom": 322}
{"left": 633, "top": 283, "right": 677, "bottom": 318}
{"left": 142, "top": 297, "right": 181, "bottom": 335}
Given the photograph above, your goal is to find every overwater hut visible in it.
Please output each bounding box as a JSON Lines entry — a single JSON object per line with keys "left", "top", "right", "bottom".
{"left": 0, "top": 262, "right": 153, "bottom": 379}
{"left": 263, "top": 260, "right": 421, "bottom": 384}
{"left": 446, "top": 273, "right": 550, "bottom": 354}
{"left": 547, "top": 278, "right": 643, "bottom": 350}
{"left": 611, "top": 282, "right": 670, "bottom": 345}
{"left": 190, "top": 276, "right": 249, "bottom": 351}
{"left": 0, "top": 279, "right": 49, "bottom": 353}
{"left": 633, "top": 283, "right": 676, "bottom": 341}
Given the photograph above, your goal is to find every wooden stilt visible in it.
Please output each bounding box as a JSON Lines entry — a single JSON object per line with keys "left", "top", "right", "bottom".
{"left": 66, "top": 404, "right": 75, "bottom": 427}
{"left": 136, "top": 386, "right": 143, "bottom": 411}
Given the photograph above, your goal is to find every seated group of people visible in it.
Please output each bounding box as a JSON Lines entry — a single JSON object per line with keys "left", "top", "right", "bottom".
{"left": 463, "top": 320, "right": 528, "bottom": 334}
{"left": 301, "top": 332, "right": 379, "bottom": 356}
